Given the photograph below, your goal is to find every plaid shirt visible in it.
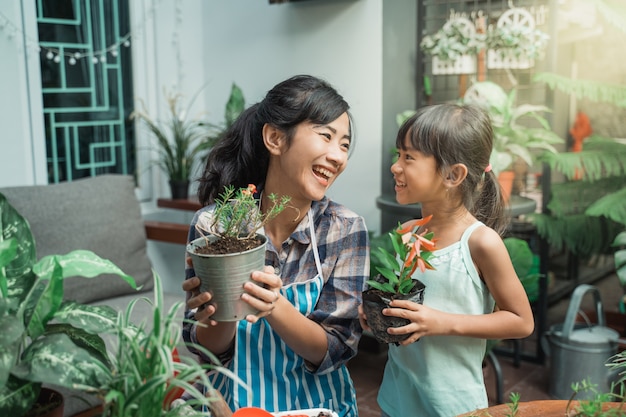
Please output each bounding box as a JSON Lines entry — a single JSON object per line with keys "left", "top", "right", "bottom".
{"left": 183, "top": 195, "right": 370, "bottom": 373}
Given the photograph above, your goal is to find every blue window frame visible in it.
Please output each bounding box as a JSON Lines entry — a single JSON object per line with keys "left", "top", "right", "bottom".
{"left": 36, "top": 0, "right": 135, "bottom": 183}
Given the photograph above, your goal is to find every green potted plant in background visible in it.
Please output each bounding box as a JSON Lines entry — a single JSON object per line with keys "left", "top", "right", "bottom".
{"left": 132, "top": 83, "right": 245, "bottom": 200}
{"left": 485, "top": 7, "right": 549, "bottom": 70}
{"left": 0, "top": 193, "right": 240, "bottom": 417}
{"left": 362, "top": 215, "right": 436, "bottom": 344}
{"left": 77, "top": 274, "right": 239, "bottom": 417}
{"left": 462, "top": 81, "right": 564, "bottom": 201}
{"left": 186, "top": 184, "right": 291, "bottom": 322}
{"left": 420, "top": 16, "right": 485, "bottom": 75}
{"left": 204, "top": 82, "right": 246, "bottom": 148}
{"left": 0, "top": 194, "right": 137, "bottom": 417}
{"left": 526, "top": 0, "right": 626, "bottom": 315}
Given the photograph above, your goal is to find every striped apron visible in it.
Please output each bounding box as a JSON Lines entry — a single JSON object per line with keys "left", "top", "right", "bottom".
{"left": 208, "top": 210, "right": 358, "bottom": 416}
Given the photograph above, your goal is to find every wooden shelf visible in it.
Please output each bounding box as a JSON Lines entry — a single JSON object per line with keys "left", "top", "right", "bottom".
{"left": 157, "top": 198, "right": 201, "bottom": 212}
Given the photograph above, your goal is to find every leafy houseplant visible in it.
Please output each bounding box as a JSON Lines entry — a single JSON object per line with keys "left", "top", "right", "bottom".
{"left": 504, "top": 237, "right": 540, "bottom": 303}
{"left": 482, "top": 6, "right": 549, "bottom": 70}
{"left": 0, "top": 193, "right": 137, "bottom": 417}
{"left": 186, "top": 184, "right": 290, "bottom": 322}
{"left": 366, "top": 215, "right": 436, "bottom": 295}
{"left": 420, "top": 17, "right": 485, "bottom": 75}
{"left": 486, "top": 24, "right": 549, "bottom": 61}
{"left": 526, "top": 0, "right": 626, "bottom": 306}
{"left": 420, "top": 17, "right": 485, "bottom": 62}
{"left": 79, "top": 274, "right": 238, "bottom": 417}
{"left": 463, "top": 81, "right": 564, "bottom": 177}
{"left": 0, "top": 193, "right": 237, "bottom": 417}
{"left": 132, "top": 83, "right": 245, "bottom": 200}
{"left": 461, "top": 81, "right": 564, "bottom": 201}
{"left": 362, "top": 215, "right": 437, "bottom": 344}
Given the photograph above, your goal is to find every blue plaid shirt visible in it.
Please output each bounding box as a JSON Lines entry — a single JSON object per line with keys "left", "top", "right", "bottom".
{"left": 183, "top": 195, "right": 369, "bottom": 373}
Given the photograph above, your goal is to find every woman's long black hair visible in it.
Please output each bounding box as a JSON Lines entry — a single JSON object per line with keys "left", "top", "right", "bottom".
{"left": 197, "top": 75, "right": 352, "bottom": 206}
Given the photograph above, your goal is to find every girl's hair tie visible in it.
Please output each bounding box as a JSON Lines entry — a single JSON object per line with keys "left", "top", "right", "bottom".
{"left": 484, "top": 163, "right": 492, "bottom": 173}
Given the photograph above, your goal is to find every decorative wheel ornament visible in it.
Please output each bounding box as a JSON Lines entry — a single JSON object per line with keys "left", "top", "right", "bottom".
{"left": 497, "top": 8, "right": 535, "bottom": 30}
{"left": 487, "top": 8, "right": 540, "bottom": 69}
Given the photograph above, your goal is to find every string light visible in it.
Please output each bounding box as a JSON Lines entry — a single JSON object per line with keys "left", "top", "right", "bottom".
{"left": 37, "top": 33, "right": 132, "bottom": 65}
{"left": 0, "top": 1, "right": 163, "bottom": 66}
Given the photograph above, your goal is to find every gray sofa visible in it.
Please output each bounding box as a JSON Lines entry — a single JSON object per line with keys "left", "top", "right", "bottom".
{"left": 0, "top": 174, "right": 189, "bottom": 417}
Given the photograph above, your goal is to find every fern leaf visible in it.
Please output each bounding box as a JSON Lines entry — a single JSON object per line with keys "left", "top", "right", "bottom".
{"left": 547, "top": 176, "right": 625, "bottom": 217}
{"left": 586, "top": 187, "right": 626, "bottom": 226}
{"left": 540, "top": 136, "right": 626, "bottom": 181}
{"left": 530, "top": 213, "right": 620, "bottom": 256}
{"left": 533, "top": 72, "right": 626, "bottom": 107}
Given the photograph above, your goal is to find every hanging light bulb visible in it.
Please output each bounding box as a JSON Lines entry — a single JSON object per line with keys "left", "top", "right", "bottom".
{"left": 69, "top": 57, "right": 76, "bottom": 65}
{"left": 46, "top": 51, "right": 54, "bottom": 60}
{"left": 53, "top": 55, "right": 60, "bottom": 63}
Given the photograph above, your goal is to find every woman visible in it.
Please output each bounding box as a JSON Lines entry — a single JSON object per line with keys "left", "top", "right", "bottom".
{"left": 182, "top": 75, "right": 369, "bottom": 416}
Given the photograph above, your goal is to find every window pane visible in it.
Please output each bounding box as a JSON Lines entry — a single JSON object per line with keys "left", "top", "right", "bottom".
{"left": 37, "top": 0, "right": 135, "bottom": 183}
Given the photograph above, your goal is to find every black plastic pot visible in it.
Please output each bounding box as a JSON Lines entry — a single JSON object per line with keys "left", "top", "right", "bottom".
{"left": 362, "top": 276, "right": 425, "bottom": 344}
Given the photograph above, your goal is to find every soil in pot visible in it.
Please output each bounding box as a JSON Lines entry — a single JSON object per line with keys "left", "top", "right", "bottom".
{"left": 194, "top": 235, "right": 264, "bottom": 255}
{"left": 362, "top": 275, "right": 426, "bottom": 344}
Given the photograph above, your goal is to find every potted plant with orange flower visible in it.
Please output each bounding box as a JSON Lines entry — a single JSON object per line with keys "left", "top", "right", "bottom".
{"left": 362, "top": 215, "right": 437, "bottom": 344}
{"left": 186, "top": 184, "right": 290, "bottom": 321}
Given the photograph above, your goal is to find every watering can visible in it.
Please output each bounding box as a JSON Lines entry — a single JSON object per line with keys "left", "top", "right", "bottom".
{"left": 542, "top": 284, "right": 622, "bottom": 400}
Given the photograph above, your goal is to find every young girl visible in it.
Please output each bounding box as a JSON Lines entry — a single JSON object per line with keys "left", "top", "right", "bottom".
{"left": 182, "top": 75, "right": 369, "bottom": 416}
{"left": 360, "top": 103, "right": 534, "bottom": 417}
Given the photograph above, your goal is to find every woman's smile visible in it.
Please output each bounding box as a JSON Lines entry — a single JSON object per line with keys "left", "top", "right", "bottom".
{"left": 312, "top": 165, "right": 335, "bottom": 186}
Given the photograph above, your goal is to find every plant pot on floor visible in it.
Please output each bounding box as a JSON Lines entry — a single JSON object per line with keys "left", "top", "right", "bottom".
{"left": 25, "top": 387, "right": 64, "bottom": 417}
{"left": 362, "top": 276, "right": 426, "bottom": 344}
{"left": 186, "top": 234, "right": 267, "bottom": 322}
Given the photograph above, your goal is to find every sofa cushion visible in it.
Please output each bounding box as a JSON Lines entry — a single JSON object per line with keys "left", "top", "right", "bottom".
{"left": 0, "top": 174, "right": 154, "bottom": 303}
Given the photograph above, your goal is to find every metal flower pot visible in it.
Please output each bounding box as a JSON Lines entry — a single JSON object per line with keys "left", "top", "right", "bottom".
{"left": 186, "top": 234, "right": 266, "bottom": 322}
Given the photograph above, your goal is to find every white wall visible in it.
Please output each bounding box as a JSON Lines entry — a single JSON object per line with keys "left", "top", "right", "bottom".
{"left": 1, "top": 0, "right": 392, "bottom": 292}
{"left": 197, "top": 0, "right": 383, "bottom": 232}
{"left": 0, "top": 1, "right": 47, "bottom": 186}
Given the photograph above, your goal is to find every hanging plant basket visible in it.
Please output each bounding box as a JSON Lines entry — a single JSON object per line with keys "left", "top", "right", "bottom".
{"left": 421, "top": 17, "right": 482, "bottom": 75}
{"left": 487, "top": 49, "right": 534, "bottom": 69}
{"left": 486, "top": 8, "right": 548, "bottom": 70}
{"left": 432, "top": 54, "right": 477, "bottom": 75}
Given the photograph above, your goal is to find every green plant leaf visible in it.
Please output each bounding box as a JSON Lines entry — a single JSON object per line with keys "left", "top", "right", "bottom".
{"left": 613, "top": 232, "right": 626, "bottom": 291}
{"left": 224, "top": 83, "right": 245, "bottom": 128}
{"left": 33, "top": 250, "right": 137, "bottom": 289}
{"left": 0, "top": 375, "right": 39, "bottom": 417}
{"left": 13, "top": 333, "right": 110, "bottom": 390}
